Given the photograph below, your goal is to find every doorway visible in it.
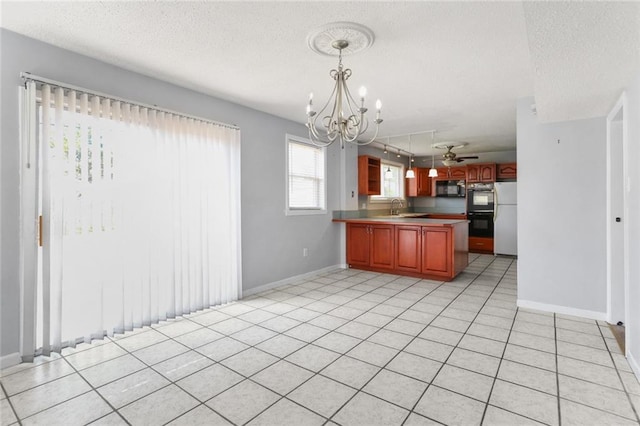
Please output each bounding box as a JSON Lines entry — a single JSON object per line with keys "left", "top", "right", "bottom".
{"left": 606, "top": 93, "right": 629, "bottom": 354}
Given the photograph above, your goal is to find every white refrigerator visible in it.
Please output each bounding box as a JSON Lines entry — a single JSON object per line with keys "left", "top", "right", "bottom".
{"left": 494, "top": 182, "right": 517, "bottom": 256}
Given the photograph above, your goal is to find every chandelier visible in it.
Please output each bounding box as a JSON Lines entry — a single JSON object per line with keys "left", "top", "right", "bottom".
{"left": 306, "top": 39, "right": 382, "bottom": 148}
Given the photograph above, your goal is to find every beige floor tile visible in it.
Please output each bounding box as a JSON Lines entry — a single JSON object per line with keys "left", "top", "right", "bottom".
{"left": 246, "top": 398, "right": 324, "bottom": 426}
{"left": 289, "top": 375, "right": 356, "bottom": 417}
{"left": 403, "top": 412, "right": 441, "bottom": 425}
{"left": 220, "top": 347, "right": 278, "bottom": 377}
{"left": 119, "top": 384, "right": 198, "bottom": 425}
{"left": 285, "top": 344, "right": 340, "bottom": 372}
{"left": 206, "top": 380, "right": 279, "bottom": 425}
{"left": 90, "top": 412, "right": 128, "bottom": 425}
{"left": 560, "top": 398, "right": 638, "bottom": 426}
{"left": 254, "top": 334, "right": 307, "bottom": 358}
{"left": 483, "top": 405, "right": 544, "bottom": 425}
{"left": 418, "top": 326, "right": 464, "bottom": 346}
{"left": 20, "top": 391, "right": 112, "bottom": 426}
{"left": 558, "top": 355, "right": 623, "bottom": 390}
{"left": 284, "top": 323, "right": 329, "bottom": 343}
{"left": 230, "top": 325, "right": 277, "bottom": 346}
{"left": 112, "top": 329, "right": 168, "bottom": 352}
{"left": 447, "top": 347, "right": 500, "bottom": 377}
{"left": 152, "top": 351, "right": 214, "bottom": 381}
{"left": 64, "top": 342, "right": 128, "bottom": 370}
{"left": 433, "top": 364, "right": 494, "bottom": 402}
{"left": 176, "top": 364, "right": 242, "bottom": 402}
{"left": 314, "top": 331, "right": 362, "bottom": 353}
{"left": 132, "top": 339, "right": 190, "bottom": 366}
{"left": 458, "top": 334, "right": 506, "bottom": 358}
{"left": 404, "top": 338, "right": 454, "bottom": 362}
{"left": 173, "top": 327, "right": 224, "bottom": 349}
{"left": 498, "top": 359, "right": 557, "bottom": 395}
{"left": 503, "top": 343, "right": 556, "bottom": 372}
{"left": 321, "top": 355, "right": 381, "bottom": 389}
{"left": 557, "top": 340, "right": 613, "bottom": 367}
{"left": 333, "top": 392, "right": 409, "bottom": 426}
{"left": 251, "top": 360, "right": 314, "bottom": 395}
{"left": 153, "top": 318, "right": 202, "bottom": 338}
{"left": 363, "top": 369, "right": 427, "bottom": 409}
{"left": 414, "top": 386, "right": 485, "bottom": 426}
{"left": 9, "top": 374, "right": 91, "bottom": 419}
{"left": 508, "top": 331, "right": 556, "bottom": 353}
{"left": 195, "top": 336, "right": 249, "bottom": 361}
{"left": 79, "top": 354, "right": 146, "bottom": 388}
{"left": 558, "top": 375, "right": 636, "bottom": 420}
{"left": 347, "top": 341, "right": 398, "bottom": 367}
{"left": 0, "top": 399, "right": 17, "bottom": 425}
{"left": 386, "top": 351, "right": 442, "bottom": 383}
{"left": 489, "top": 379, "right": 558, "bottom": 425}
{"left": 1, "top": 358, "right": 75, "bottom": 396}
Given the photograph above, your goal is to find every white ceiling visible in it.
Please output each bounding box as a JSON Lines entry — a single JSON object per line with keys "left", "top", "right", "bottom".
{"left": 2, "top": 1, "right": 638, "bottom": 156}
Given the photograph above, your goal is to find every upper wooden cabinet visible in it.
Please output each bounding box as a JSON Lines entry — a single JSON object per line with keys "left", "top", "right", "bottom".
{"left": 406, "top": 167, "right": 432, "bottom": 197}
{"left": 432, "top": 166, "right": 466, "bottom": 180}
{"left": 448, "top": 166, "right": 467, "bottom": 180}
{"left": 467, "top": 163, "right": 496, "bottom": 183}
{"left": 497, "top": 163, "right": 517, "bottom": 180}
{"left": 358, "top": 155, "right": 381, "bottom": 195}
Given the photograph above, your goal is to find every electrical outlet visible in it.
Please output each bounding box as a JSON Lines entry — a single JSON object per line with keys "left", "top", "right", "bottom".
{"left": 361, "top": 203, "right": 366, "bottom": 209}
{"left": 303, "top": 248, "right": 308, "bottom": 257}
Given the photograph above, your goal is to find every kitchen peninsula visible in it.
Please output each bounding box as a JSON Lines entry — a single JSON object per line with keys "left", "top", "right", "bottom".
{"left": 333, "top": 217, "right": 469, "bottom": 281}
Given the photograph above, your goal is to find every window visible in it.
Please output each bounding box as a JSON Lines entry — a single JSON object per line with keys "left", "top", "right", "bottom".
{"left": 286, "top": 134, "right": 326, "bottom": 215}
{"left": 371, "top": 160, "right": 405, "bottom": 201}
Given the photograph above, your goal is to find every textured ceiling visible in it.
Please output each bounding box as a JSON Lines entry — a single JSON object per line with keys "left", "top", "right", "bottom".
{"left": 1, "top": 1, "right": 638, "bottom": 156}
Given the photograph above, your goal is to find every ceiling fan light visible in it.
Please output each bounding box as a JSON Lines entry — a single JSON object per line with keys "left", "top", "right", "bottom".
{"left": 442, "top": 159, "right": 458, "bottom": 167}
{"left": 428, "top": 168, "right": 438, "bottom": 177}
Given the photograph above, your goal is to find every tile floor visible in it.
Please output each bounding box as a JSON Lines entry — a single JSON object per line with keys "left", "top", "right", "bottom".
{"left": 1, "top": 254, "right": 640, "bottom": 425}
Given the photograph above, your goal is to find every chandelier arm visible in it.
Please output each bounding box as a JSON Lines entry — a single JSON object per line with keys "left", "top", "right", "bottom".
{"left": 352, "top": 120, "right": 381, "bottom": 145}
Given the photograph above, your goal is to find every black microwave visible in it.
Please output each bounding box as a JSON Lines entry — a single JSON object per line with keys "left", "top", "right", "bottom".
{"left": 435, "top": 180, "right": 466, "bottom": 197}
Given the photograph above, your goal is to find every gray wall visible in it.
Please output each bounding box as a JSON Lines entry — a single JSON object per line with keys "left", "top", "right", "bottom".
{"left": 516, "top": 96, "right": 607, "bottom": 314}
{"left": 0, "top": 30, "right": 342, "bottom": 357}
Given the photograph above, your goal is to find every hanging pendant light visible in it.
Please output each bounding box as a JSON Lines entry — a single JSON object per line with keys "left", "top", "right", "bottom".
{"left": 428, "top": 131, "right": 438, "bottom": 177}
{"left": 405, "top": 134, "right": 415, "bottom": 179}
{"left": 384, "top": 139, "right": 393, "bottom": 179}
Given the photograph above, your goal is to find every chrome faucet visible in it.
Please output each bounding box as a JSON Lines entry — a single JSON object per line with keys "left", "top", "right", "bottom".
{"left": 390, "top": 198, "right": 403, "bottom": 215}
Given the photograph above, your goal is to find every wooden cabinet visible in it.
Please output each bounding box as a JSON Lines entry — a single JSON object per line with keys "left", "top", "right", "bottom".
{"left": 468, "top": 236, "right": 494, "bottom": 254}
{"left": 358, "top": 156, "right": 381, "bottom": 195}
{"left": 448, "top": 166, "right": 467, "bottom": 180}
{"left": 395, "top": 226, "right": 422, "bottom": 273}
{"left": 422, "top": 228, "right": 452, "bottom": 277}
{"left": 395, "top": 226, "right": 452, "bottom": 277}
{"left": 496, "top": 163, "right": 517, "bottom": 180}
{"left": 347, "top": 223, "right": 394, "bottom": 270}
{"left": 343, "top": 219, "right": 469, "bottom": 281}
{"left": 466, "top": 163, "right": 496, "bottom": 183}
{"left": 406, "top": 168, "right": 432, "bottom": 197}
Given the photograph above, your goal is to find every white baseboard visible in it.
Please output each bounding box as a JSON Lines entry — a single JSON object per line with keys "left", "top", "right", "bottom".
{"left": 628, "top": 351, "right": 640, "bottom": 381}
{"left": 517, "top": 299, "right": 607, "bottom": 321}
{"left": 0, "top": 352, "right": 22, "bottom": 369}
{"left": 242, "top": 264, "right": 347, "bottom": 298}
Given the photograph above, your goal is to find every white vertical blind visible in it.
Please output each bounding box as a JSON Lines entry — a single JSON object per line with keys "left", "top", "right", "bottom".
{"left": 287, "top": 137, "right": 325, "bottom": 210}
{"left": 34, "top": 82, "right": 241, "bottom": 353}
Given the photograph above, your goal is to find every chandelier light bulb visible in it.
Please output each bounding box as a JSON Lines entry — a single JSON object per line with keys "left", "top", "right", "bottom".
{"left": 309, "top": 92, "right": 314, "bottom": 101}
{"left": 376, "top": 99, "right": 382, "bottom": 111}
{"left": 359, "top": 86, "right": 367, "bottom": 99}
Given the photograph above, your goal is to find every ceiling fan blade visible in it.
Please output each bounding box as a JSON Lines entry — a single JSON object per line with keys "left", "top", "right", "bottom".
{"left": 456, "top": 155, "right": 479, "bottom": 160}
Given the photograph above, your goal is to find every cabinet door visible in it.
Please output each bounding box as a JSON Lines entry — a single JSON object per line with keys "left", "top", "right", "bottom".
{"left": 417, "top": 168, "right": 432, "bottom": 196}
{"left": 496, "top": 163, "right": 517, "bottom": 180}
{"left": 479, "top": 164, "right": 496, "bottom": 182}
{"left": 449, "top": 166, "right": 467, "bottom": 180}
{"left": 421, "top": 227, "right": 452, "bottom": 276}
{"left": 466, "top": 165, "right": 479, "bottom": 183}
{"left": 395, "top": 226, "right": 422, "bottom": 272}
{"left": 347, "top": 224, "right": 370, "bottom": 267}
{"left": 370, "top": 225, "right": 395, "bottom": 270}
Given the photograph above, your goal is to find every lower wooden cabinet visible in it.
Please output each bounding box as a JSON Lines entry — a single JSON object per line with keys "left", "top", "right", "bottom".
{"left": 347, "top": 223, "right": 394, "bottom": 270}
{"left": 345, "top": 221, "right": 468, "bottom": 281}
{"left": 395, "top": 226, "right": 452, "bottom": 277}
{"left": 469, "top": 236, "right": 494, "bottom": 253}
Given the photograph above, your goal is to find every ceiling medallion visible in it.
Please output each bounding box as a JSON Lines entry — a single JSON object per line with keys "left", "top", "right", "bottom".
{"left": 305, "top": 22, "right": 382, "bottom": 148}
{"left": 306, "top": 22, "right": 375, "bottom": 57}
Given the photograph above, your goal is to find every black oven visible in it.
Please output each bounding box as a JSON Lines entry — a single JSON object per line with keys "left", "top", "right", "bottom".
{"left": 467, "top": 183, "right": 494, "bottom": 212}
{"left": 468, "top": 212, "right": 494, "bottom": 238}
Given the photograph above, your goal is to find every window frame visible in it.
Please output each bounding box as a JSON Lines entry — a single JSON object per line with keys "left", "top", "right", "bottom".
{"left": 285, "top": 134, "right": 327, "bottom": 216}
{"left": 369, "top": 158, "right": 406, "bottom": 203}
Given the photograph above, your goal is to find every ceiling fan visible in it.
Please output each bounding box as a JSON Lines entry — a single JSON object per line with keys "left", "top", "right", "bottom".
{"left": 437, "top": 144, "right": 479, "bottom": 167}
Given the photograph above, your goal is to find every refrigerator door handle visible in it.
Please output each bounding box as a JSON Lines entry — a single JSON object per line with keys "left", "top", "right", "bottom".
{"left": 493, "top": 189, "right": 498, "bottom": 222}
